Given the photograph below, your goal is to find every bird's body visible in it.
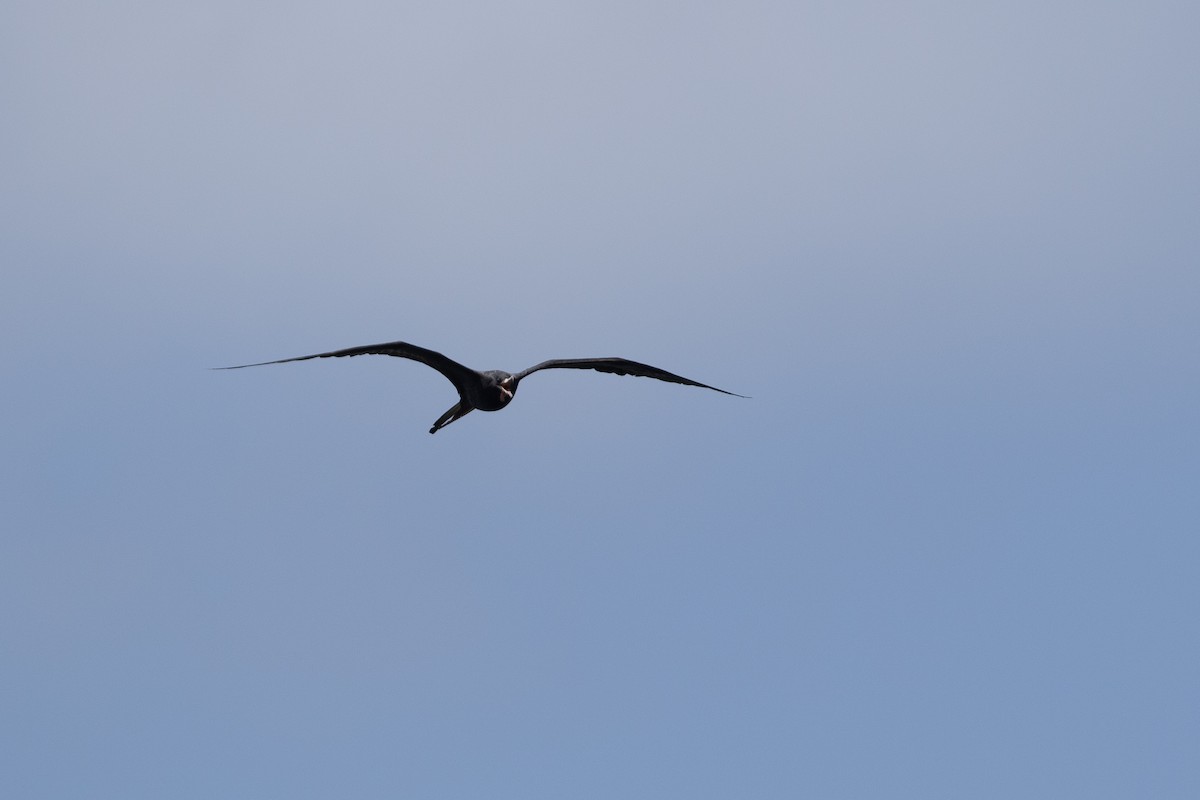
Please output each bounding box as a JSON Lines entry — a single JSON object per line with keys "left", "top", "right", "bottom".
{"left": 217, "top": 339, "right": 743, "bottom": 434}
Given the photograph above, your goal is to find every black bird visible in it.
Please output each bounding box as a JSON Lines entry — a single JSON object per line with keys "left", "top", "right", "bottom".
{"left": 217, "top": 339, "right": 744, "bottom": 434}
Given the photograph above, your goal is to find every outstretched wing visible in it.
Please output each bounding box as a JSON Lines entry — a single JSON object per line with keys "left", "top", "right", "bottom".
{"left": 514, "top": 358, "right": 745, "bottom": 397}
{"left": 214, "top": 340, "right": 479, "bottom": 395}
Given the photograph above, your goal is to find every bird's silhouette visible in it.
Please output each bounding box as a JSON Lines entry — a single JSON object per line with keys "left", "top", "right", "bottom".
{"left": 217, "top": 339, "right": 744, "bottom": 433}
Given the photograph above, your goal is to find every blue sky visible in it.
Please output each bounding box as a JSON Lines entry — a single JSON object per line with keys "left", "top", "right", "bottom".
{"left": 2, "top": 1, "right": 1198, "bottom": 797}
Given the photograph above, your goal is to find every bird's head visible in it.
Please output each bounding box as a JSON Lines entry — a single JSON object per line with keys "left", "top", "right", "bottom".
{"left": 478, "top": 370, "right": 518, "bottom": 410}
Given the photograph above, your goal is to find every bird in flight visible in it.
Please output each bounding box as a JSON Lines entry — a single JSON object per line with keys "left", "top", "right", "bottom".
{"left": 217, "top": 339, "right": 745, "bottom": 434}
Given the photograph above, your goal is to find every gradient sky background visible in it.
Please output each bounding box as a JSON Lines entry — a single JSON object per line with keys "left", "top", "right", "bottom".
{"left": 3, "top": 1, "right": 1198, "bottom": 797}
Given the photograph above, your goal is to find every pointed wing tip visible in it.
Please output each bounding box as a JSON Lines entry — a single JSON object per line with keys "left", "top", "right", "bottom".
{"left": 211, "top": 359, "right": 294, "bottom": 370}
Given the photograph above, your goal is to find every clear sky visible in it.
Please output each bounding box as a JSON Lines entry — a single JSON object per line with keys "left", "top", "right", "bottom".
{"left": 2, "top": 1, "right": 1198, "bottom": 797}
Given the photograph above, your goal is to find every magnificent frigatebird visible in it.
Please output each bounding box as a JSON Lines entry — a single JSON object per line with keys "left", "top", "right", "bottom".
{"left": 217, "top": 339, "right": 744, "bottom": 434}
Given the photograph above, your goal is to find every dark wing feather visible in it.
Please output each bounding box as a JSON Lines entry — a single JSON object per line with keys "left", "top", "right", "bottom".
{"left": 214, "top": 340, "right": 479, "bottom": 394}
{"left": 514, "top": 358, "right": 745, "bottom": 397}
